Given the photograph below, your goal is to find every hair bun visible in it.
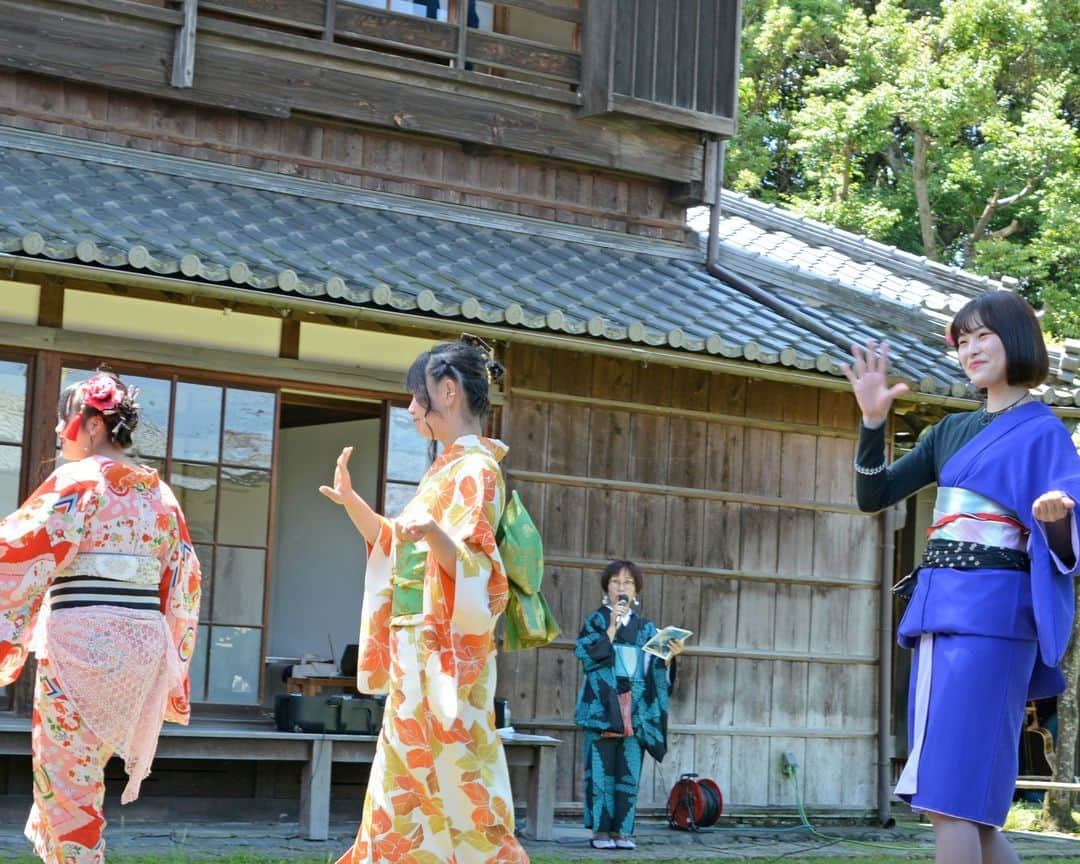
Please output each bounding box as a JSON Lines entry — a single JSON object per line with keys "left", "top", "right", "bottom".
{"left": 486, "top": 357, "right": 505, "bottom": 385}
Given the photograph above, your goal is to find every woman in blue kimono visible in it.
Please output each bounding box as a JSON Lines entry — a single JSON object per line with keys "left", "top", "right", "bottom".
{"left": 843, "top": 291, "right": 1080, "bottom": 864}
{"left": 574, "top": 560, "right": 683, "bottom": 851}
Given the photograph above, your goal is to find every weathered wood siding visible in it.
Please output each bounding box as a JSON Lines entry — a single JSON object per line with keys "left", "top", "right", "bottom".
{"left": 0, "top": 72, "right": 686, "bottom": 240}
{"left": 496, "top": 343, "right": 881, "bottom": 812}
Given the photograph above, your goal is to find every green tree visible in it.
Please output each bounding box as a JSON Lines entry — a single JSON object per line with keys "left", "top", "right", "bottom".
{"left": 729, "top": 0, "right": 1080, "bottom": 335}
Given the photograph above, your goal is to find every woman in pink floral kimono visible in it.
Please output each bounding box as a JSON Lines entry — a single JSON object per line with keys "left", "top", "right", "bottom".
{"left": 0, "top": 371, "right": 201, "bottom": 864}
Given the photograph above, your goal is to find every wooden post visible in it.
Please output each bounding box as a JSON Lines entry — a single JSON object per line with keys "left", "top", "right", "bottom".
{"left": 323, "top": 0, "right": 337, "bottom": 42}
{"left": 580, "top": 0, "right": 614, "bottom": 116}
{"left": 455, "top": 0, "right": 468, "bottom": 69}
{"left": 524, "top": 744, "right": 556, "bottom": 840}
{"left": 171, "top": 0, "right": 198, "bottom": 89}
{"left": 300, "top": 738, "right": 333, "bottom": 840}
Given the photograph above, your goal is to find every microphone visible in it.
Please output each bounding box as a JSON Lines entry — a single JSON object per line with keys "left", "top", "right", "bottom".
{"left": 615, "top": 594, "right": 629, "bottom": 625}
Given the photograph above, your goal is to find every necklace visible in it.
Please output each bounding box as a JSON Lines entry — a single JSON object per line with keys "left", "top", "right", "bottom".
{"left": 978, "top": 392, "right": 1030, "bottom": 427}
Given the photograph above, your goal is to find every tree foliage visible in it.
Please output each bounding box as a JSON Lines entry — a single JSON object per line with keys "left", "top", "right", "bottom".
{"left": 729, "top": 0, "right": 1080, "bottom": 335}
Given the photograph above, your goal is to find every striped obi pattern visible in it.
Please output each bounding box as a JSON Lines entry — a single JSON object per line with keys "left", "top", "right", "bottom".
{"left": 50, "top": 576, "right": 161, "bottom": 612}
{"left": 50, "top": 552, "right": 162, "bottom": 612}
{"left": 928, "top": 487, "right": 1028, "bottom": 550}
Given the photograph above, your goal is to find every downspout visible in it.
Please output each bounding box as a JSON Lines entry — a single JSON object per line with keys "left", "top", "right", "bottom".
{"left": 704, "top": 137, "right": 895, "bottom": 821}
{"left": 877, "top": 506, "right": 897, "bottom": 824}
{"left": 703, "top": 139, "right": 858, "bottom": 357}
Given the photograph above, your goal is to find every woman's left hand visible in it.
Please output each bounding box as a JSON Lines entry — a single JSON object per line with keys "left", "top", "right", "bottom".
{"left": 665, "top": 637, "right": 687, "bottom": 664}
{"left": 397, "top": 516, "right": 437, "bottom": 543}
{"left": 1033, "top": 491, "right": 1076, "bottom": 523}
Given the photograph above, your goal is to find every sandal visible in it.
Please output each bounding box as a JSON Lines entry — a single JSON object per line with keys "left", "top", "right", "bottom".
{"left": 590, "top": 837, "right": 616, "bottom": 849}
{"left": 613, "top": 838, "right": 636, "bottom": 849}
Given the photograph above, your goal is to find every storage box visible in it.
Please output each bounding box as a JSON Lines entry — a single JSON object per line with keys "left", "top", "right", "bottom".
{"left": 274, "top": 693, "right": 339, "bottom": 733}
{"left": 331, "top": 695, "right": 385, "bottom": 734}
{"left": 274, "top": 693, "right": 386, "bottom": 735}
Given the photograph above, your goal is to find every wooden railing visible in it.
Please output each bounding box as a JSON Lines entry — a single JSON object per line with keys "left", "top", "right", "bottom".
{"left": 171, "top": 0, "right": 581, "bottom": 90}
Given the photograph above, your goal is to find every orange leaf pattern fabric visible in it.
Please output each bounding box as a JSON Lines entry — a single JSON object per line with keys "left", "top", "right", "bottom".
{"left": 340, "top": 436, "right": 528, "bottom": 864}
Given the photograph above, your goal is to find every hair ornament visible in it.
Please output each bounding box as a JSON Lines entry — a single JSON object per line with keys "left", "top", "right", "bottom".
{"left": 945, "top": 324, "right": 955, "bottom": 348}
{"left": 80, "top": 374, "right": 125, "bottom": 413}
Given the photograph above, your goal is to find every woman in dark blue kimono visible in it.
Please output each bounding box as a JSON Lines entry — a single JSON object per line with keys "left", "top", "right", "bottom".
{"left": 574, "top": 560, "right": 683, "bottom": 851}
{"left": 843, "top": 291, "right": 1080, "bottom": 864}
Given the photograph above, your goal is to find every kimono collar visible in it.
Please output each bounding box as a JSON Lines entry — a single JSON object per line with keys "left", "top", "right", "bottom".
{"left": 430, "top": 435, "right": 507, "bottom": 473}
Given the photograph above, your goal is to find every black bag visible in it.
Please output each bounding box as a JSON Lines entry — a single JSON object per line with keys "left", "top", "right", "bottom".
{"left": 340, "top": 643, "right": 359, "bottom": 677}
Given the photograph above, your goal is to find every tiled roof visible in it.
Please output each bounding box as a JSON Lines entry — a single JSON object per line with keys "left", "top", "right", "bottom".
{"left": 1, "top": 125, "right": 1075, "bottom": 406}
{"left": 690, "top": 195, "right": 1080, "bottom": 406}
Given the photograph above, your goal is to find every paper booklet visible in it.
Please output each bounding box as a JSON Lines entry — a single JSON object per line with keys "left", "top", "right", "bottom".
{"left": 642, "top": 626, "right": 692, "bottom": 660}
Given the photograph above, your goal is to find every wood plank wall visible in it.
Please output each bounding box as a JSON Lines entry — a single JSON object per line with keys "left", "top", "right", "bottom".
{"left": 0, "top": 72, "right": 686, "bottom": 240}
{"left": 496, "top": 343, "right": 881, "bottom": 813}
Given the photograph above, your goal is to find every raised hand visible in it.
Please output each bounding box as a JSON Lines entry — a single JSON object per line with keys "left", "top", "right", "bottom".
{"left": 318, "top": 446, "right": 356, "bottom": 506}
{"left": 839, "top": 340, "right": 910, "bottom": 428}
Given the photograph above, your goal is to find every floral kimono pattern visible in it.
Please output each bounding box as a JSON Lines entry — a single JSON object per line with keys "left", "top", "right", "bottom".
{"left": 0, "top": 456, "right": 201, "bottom": 864}
{"left": 338, "top": 435, "right": 528, "bottom": 864}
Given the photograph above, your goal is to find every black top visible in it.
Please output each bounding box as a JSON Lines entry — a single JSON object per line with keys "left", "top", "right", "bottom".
{"left": 855, "top": 411, "right": 987, "bottom": 513}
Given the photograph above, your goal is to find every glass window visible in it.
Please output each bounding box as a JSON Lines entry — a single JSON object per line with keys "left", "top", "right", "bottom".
{"left": 384, "top": 405, "right": 430, "bottom": 517}
{"left": 173, "top": 382, "right": 222, "bottom": 463}
{"left": 217, "top": 467, "right": 271, "bottom": 546}
{"left": 169, "top": 462, "right": 218, "bottom": 544}
{"left": 212, "top": 546, "right": 266, "bottom": 627}
{"left": 55, "top": 368, "right": 277, "bottom": 707}
{"left": 223, "top": 389, "right": 275, "bottom": 468}
{"left": 206, "top": 626, "right": 262, "bottom": 704}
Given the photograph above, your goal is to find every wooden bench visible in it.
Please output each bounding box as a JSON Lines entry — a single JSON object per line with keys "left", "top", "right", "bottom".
{"left": 0, "top": 715, "right": 559, "bottom": 841}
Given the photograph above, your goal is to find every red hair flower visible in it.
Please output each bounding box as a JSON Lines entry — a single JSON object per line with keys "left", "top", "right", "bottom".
{"left": 80, "top": 374, "right": 124, "bottom": 413}
{"left": 945, "top": 324, "right": 956, "bottom": 348}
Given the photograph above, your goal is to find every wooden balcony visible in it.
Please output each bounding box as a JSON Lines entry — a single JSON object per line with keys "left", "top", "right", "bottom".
{"left": 0, "top": 0, "right": 740, "bottom": 182}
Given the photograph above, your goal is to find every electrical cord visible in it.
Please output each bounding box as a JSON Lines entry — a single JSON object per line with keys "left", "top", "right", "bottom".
{"left": 786, "top": 765, "right": 930, "bottom": 852}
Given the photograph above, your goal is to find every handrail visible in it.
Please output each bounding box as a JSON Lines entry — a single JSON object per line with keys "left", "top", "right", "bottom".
{"left": 187, "top": 0, "right": 580, "bottom": 86}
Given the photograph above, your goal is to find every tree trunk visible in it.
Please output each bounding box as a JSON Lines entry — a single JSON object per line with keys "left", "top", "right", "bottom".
{"left": 1043, "top": 588, "right": 1080, "bottom": 831}
{"left": 911, "top": 126, "right": 937, "bottom": 259}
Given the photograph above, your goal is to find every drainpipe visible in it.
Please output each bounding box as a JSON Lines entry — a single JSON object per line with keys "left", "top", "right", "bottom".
{"left": 877, "top": 506, "right": 897, "bottom": 823}
{"left": 703, "top": 138, "right": 858, "bottom": 358}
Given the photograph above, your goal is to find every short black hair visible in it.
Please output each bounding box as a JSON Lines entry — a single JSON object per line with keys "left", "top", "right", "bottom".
{"left": 949, "top": 292, "right": 1048, "bottom": 388}
{"left": 600, "top": 560, "right": 644, "bottom": 594}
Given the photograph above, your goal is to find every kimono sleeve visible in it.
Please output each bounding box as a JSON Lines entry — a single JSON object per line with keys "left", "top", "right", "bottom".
{"left": 574, "top": 609, "right": 614, "bottom": 673}
{"left": 160, "top": 496, "right": 202, "bottom": 725}
{"left": 0, "top": 464, "right": 94, "bottom": 685}
{"left": 1018, "top": 421, "right": 1080, "bottom": 668}
{"left": 356, "top": 516, "right": 394, "bottom": 694}
{"left": 442, "top": 454, "right": 507, "bottom": 637}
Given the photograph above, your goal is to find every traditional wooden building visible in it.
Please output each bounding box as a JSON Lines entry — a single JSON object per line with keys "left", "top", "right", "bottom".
{"left": 0, "top": 0, "right": 1077, "bottom": 831}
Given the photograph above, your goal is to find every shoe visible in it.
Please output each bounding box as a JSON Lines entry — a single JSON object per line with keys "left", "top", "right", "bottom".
{"left": 613, "top": 838, "right": 636, "bottom": 849}
{"left": 589, "top": 837, "right": 616, "bottom": 849}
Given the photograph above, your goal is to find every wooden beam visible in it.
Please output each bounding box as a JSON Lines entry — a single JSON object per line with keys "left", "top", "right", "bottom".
{"left": 466, "top": 32, "right": 580, "bottom": 84}
{"left": 497, "top": 0, "right": 582, "bottom": 23}
{"left": 506, "top": 468, "right": 867, "bottom": 516}
{"left": 279, "top": 316, "right": 300, "bottom": 360}
{"left": 580, "top": 0, "right": 614, "bottom": 116}
{"left": 171, "top": 0, "right": 199, "bottom": 88}
{"left": 36, "top": 282, "right": 63, "bottom": 329}
{"left": 510, "top": 387, "right": 859, "bottom": 439}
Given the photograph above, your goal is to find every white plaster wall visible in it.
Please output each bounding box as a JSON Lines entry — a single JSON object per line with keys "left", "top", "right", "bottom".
{"left": 268, "top": 417, "right": 381, "bottom": 663}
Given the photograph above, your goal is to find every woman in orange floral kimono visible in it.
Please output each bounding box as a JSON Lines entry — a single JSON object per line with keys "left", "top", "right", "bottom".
{"left": 322, "top": 337, "right": 529, "bottom": 864}
{"left": 0, "top": 371, "right": 200, "bottom": 864}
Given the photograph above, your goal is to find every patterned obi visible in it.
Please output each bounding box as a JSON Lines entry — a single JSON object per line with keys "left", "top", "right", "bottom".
{"left": 57, "top": 552, "right": 161, "bottom": 585}
{"left": 49, "top": 553, "right": 162, "bottom": 612}
{"left": 920, "top": 487, "right": 1030, "bottom": 572}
